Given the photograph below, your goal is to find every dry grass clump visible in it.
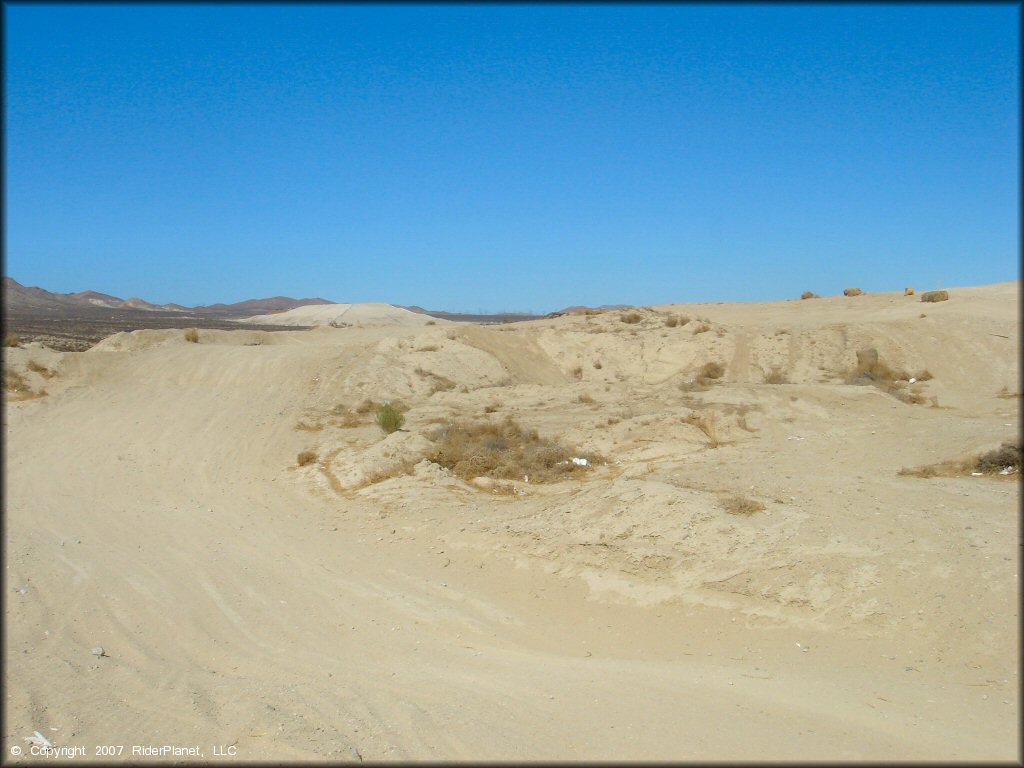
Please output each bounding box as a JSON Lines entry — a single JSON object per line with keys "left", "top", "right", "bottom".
{"left": 294, "top": 420, "right": 323, "bottom": 432}
{"left": 680, "top": 361, "right": 726, "bottom": 391}
{"left": 296, "top": 449, "right": 318, "bottom": 466}
{"left": 764, "top": 366, "right": 788, "bottom": 384}
{"left": 721, "top": 496, "right": 765, "bottom": 515}
{"left": 920, "top": 290, "right": 949, "bottom": 303}
{"left": 693, "top": 322, "right": 710, "bottom": 334}
{"left": 4, "top": 368, "right": 29, "bottom": 393}
{"left": 4, "top": 332, "right": 21, "bottom": 348}
{"left": 184, "top": 328, "right": 200, "bottom": 343}
{"left": 577, "top": 393, "right": 596, "bottom": 404}
{"left": 975, "top": 441, "right": 1021, "bottom": 474}
{"left": 620, "top": 312, "right": 643, "bottom": 324}
{"left": 354, "top": 398, "right": 376, "bottom": 414}
{"left": 427, "top": 416, "right": 597, "bottom": 483}
{"left": 572, "top": 366, "right": 583, "bottom": 380}
{"left": 593, "top": 359, "right": 603, "bottom": 369}
{"left": 375, "top": 402, "right": 405, "bottom": 434}
{"left": 665, "top": 315, "right": 678, "bottom": 327}
{"left": 336, "top": 411, "right": 362, "bottom": 428}
{"left": 682, "top": 410, "right": 723, "bottom": 447}
{"left": 425, "top": 320, "right": 437, "bottom": 326}
{"left": 899, "top": 441, "right": 1020, "bottom": 478}
{"left": 800, "top": 291, "right": 820, "bottom": 300}
{"left": 843, "top": 287, "right": 862, "bottom": 297}
{"left": 904, "top": 287, "right": 915, "bottom": 296}
{"left": 483, "top": 403, "right": 500, "bottom": 414}
{"left": 418, "top": 344, "right": 440, "bottom": 352}
{"left": 997, "top": 386, "right": 1020, "bottom": 399}
{"left": 26, "top": 360, "right": 56, "bottom": 379}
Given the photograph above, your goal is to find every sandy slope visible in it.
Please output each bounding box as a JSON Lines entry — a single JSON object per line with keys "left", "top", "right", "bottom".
{"left": 238, "top": 302, "right": 440, "bottom": 328}
{"left": 4, "top": 283, "right": 1019, "bottom": 761}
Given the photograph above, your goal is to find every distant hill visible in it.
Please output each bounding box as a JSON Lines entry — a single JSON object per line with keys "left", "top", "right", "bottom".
{"left": 3, "top": 277, "right": 333, "bottom": 317}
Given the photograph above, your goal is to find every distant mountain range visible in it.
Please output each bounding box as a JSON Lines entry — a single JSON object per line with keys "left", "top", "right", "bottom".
{"left": 3, "top": 277, "right": 334, "bottom": 316}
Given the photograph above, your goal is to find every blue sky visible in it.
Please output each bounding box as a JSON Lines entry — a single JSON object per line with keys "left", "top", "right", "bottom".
{"left": 4, "top": 4, "right": 1019, "bottom": 312}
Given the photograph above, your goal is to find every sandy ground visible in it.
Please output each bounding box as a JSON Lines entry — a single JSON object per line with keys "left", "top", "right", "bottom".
{"left": 4, "top": 283, "right": 1020, "bottom": 761}
{"left": 239, "top": 303, "right": 439, "bottom": 328}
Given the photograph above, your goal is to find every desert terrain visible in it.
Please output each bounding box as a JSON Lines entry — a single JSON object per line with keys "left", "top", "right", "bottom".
{"left": 3, "top": 282, "right": 1020, "bottom": 761}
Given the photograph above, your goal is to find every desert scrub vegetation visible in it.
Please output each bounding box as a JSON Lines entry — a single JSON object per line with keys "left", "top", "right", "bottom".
{"left": 294, "top": 420, "right": 323, "bottom": 432}
{"left": 800, "top": 291, "right": 820, "bottom": 300}
{"left": 920, "top": 290, "right": 949, "bottom": 303}
{"left": 845, "top": 348, "right": 930, "bottom": 404}
{"left": 427, "top": 416, "right": 599, "bottom": 483}
{"left": 184, "top": 328, "right": 200, "bottom": 343}
{"left": 681, "top": 361, "right": 726, "bottom": 391}
{"left": 4, "top": 332, "right": 21, "bottom": 348}
{"left": 415, "top": 366, "right": 457, "bottom": 393}
{"left": 843, "top": 287, "right": 863, "bottom": 297}
{"left": 620, "top": 312, "right": 643, "bottom": 324}
{"left": 375, "top": 402, "right": 405, "bottom": 434}
{"left": 764, "top": 366, "right": 788, "bottom": 384}
{"left": 682, "top": 410, "right": 723, "bottom": 447}
{"left": 576, "top": 393, "right": 596, "bottom": 405}
{"left": 721, "top": 496, "right": 765, "bottom": 515}
{"left": 296, "top": 449, "right": 318, "bottom": 466}
{"left": 899, "top": 441, "right": 1020, "bottom": 478}
{"left": 693, "top": 322, "right": 710, "bottom": 334}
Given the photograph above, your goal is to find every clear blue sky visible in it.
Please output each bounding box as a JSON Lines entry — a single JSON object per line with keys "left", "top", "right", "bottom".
{"left": 4, "top": 3, "right": 1019, "bottom": 313}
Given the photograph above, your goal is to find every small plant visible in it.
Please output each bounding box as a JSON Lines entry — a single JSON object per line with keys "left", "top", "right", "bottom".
{"left": 425, "top": 320, "right": 437, "bottom": 326}
{"left": 593, "top": 360, "right": 603, "bottom": 369}
{"left": 920, "top": 290, "right": 949, "bottom": 303}
{"left": 683, "top": 410, "right": 722, "bottom": 447}
{"left": 693, "top": 323, "right": 710, "bottom": 334}
{"left": 721, "top": 496, "right": 765, "bottom": 515}
{"left": 620, "top": 312, "right": 643, "bottom": 324}
{"left": 975, "top": 441, "right": 1021, "bottom": 474}
{"left": 297, "top": 450, "right": 318, "bottom": 466}
{"left": 572, "top": 366, "right": 583, "bottom": 380}
{"left": 764, "top": 367, "right": 788, "bottom": 384}
{"left": 665, "top": 315, "right": 679, "bottom": 327}
{"left": 577, "top": 393, "right": 595, "bottom": 404}
{"left": 4, "top": 332, "right": 21, "bottom": 348}
{"left": 375, "top": 402, "right": 405, "bottom": 434}
{"left": 483, "top": 403, "right": 500, "bottom": 414}
{"left": 294, "top": 421, "right": 323, "bottom": 432}
{"left": 800, "top": 291, "right": 820, "bottom": 300}
{"left": 184, "top": 328, "right": 200, "bottom": 343}
{"left": 843, "top": 287, "right": 862, "bottom": 297}
{"left": 904, "top": 287, "right": 915, "bottom": 296}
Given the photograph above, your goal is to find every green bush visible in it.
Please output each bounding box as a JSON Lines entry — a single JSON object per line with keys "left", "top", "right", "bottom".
{"left": 376, "top": 402, "right": 405, "bottom": 434}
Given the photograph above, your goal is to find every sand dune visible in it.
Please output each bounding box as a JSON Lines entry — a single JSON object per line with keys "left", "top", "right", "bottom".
{"left": 238, "top": 302, "right": 442, "bottom": 328}
{"left": 4, "top": 283, "right": 1019, "bottom": 761}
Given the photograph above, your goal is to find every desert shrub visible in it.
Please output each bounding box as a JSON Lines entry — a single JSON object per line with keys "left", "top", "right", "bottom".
{"left": 665, "top": 315, "right": 679, "bottom": 327}
{"left": 577, "top": 393, "right": 596, "bottom": 404}
{"left": 375, "top": 402, "right": 405, "bottom": 434}
{"left": 294, "top": 421, "right": 323, "bottom": 432}
{"left": 920, "top": 290, "right": 949, "bottom": 303}
{"left": 800, "top": 291, "right": 820, "bottom": 300}
{"left": 418, "top": 344, "right": 439, "bottom": 352}
{"left": 904, "top": 287, "right": 915, "bottom": 296}
{"left": 483, "top": 403, "right": 500, "bottom": 414}
{"left": 572, "top": 366, "right": 583, "bottom": 380}
{"left": 297, "top": 450, "right": 318, "bottom": 466}
{"left": 721, "top": 496, "right": 765, "bottom": 515}
{"left": 427, "top": 416, "right": 598, "bottom": 483}
{"left": 764, "top": 366, "right": 788, "bottom": 384}
{"left": 593, "top": 360, "right": 603, "bottom": 369}
{"left": 693, "top": 323, "right": 710, "bottom": 334}
{"left": 425, "top": 320, "right": 437, "bottom": 326}
{"left": 355, "top": 398, "right": 376, "bottom": 414}
{"left": 620, "top": 312, "right": 643, "bottom": 324}
{"left": 913, "top": 370, "right": 933, "bottom": 381}
{"left": 683, "top": 410, "right": 722, "bottom": 447}
{"left": 975, "top": 442, "right": 1021, "bottom": 474}
{"left": 336, "top": 411, "right": 362, "bottom": 428}
{"left": 4, "top": 333, "right": 21, "bottom": 348}
{"left": 26, "top": 360, "right": 56, "bottom": 379}
{"left": 184, "top": 328, "right": 200, "bottom": 343}
{"left": 843, "top": 287, "right": 862, "bottom": 297}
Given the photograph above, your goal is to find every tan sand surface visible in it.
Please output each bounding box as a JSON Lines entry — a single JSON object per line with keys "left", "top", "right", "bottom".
{"left": 238, "top": 302, "right": 441, "bottom": 328}
{"left": 4, "top": 283, "right": 1019, "bottom": 761}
